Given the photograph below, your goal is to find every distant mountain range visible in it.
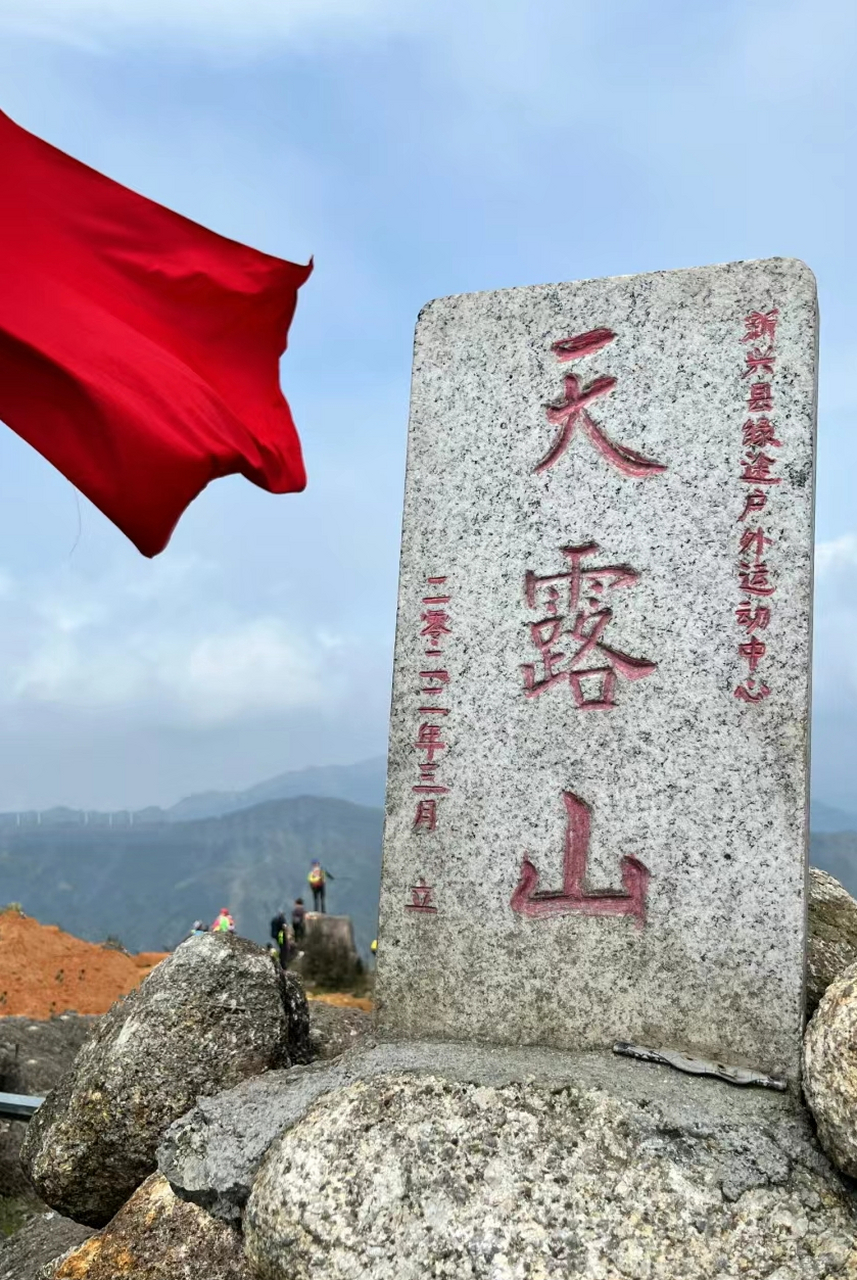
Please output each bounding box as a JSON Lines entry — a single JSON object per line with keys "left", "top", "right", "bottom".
{"left": 1, "top": 758, "right": 856, "bottom": 961}
{"left": 0, "top": 794, "right": 383, "bottom": 957}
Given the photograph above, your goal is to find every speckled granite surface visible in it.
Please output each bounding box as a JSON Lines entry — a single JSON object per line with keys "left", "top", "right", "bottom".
{"left": 377, "top": 259, "right": 817, "bottom": 1084}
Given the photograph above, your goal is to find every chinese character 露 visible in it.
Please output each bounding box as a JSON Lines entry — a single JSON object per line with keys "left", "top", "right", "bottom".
{"left": 521, "top": 543, "right": 657, "bottom": 709}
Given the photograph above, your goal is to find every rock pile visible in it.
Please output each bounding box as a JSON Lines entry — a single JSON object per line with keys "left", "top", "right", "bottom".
{"left": 8, "top": 872, "right": 857, "bottom": 1278}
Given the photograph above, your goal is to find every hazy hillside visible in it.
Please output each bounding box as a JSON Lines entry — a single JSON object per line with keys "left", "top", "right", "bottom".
{"left": 167, "top": 756, "right": 387, "bottom": 821}
{"left": 0, "top": 796, "right": 383, "bottom": 956}
{"left": 810, "top": 831, "right": 857, "bottom": 898}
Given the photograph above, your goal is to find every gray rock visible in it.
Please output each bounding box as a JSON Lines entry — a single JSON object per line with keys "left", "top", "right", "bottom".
{"left": 807, "top": 867, "right": 857, "bottom": 1013}
{"left": 308, "top": 1000, "right": 372, "bottom": 1060}
{"left": 245, "top": 1070, "right": 857, "bottom": 1280}
{"left": 37, "top": 1174, "right": 252, "bottom": 1279}
{"left": 21, "top": 933, "right": 293, "bottom": 1226}
{"left": 161, "top": 1011, "right": 371, "bottom": 1223}
{"left": 280, "top": 971, "right": 312, "bottom": 1065}
{"left": 804, "top": 959, "right": 857, "bottom": 1176}
{"left": 162, "top": 1037, "right": 841, "bottom": 1231}
{"left": 0, "top": 1211, "right": 91, "bottom": 1280}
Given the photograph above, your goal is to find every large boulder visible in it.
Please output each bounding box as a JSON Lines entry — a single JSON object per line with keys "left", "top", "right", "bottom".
{"left": 804, "top": 958, "right": 857, "bottom": 1176}
{"left": 244, "top": 1070, "right": 857, "bottom": 1280}
{"left": 807, "top": 868, "right": 857, "bottom": 1013}
{"left": 0, "top": 1211, "right": 91, "bottom": 1280}
{"left": 21, "top": 933, "right": 295, "bottom": 1226}
{"left": 38, "top": 1174, "right": 253, "bottom": 1279}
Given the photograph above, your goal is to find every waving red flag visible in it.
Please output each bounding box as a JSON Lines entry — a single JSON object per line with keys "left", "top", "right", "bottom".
{"left": 0, "top": 109, "right": 311, "bottom": 557}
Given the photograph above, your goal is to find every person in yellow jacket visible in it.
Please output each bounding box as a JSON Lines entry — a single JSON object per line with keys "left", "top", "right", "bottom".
{"left": 308, "top": 860, "right": 333, "bottom": 913}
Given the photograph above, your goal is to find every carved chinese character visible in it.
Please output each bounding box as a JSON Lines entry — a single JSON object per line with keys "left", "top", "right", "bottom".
{"left": 413, "top": 800, "right": 438, "bottom": 831}
{"left": 742, "top": 309, "right": 779, "bottom": 343}
{"left": 734, "top": 678, "right": 771, "bottom": 703}
{"left": 405, "top": 877, "right": 438, "bottom": 913}
{"left": 535, "top": 329, "right": 666, "bottom": 478}
{"left": 742, "top": 417, "right": 781, "bottom": 449}
{"left": 740, "top": 453, "right": 781, "bottom": 486}
{"left": 738, "top": 488, "right": 769, "bottom": 521}
{"left": 747, "top": 382, "right": 774, "bottom": 413}
{"left": 738, "top": 562, "right": 776, "bottom": 597}
{"left": 742, "top": 347, "right": 776, "bottom": 378}
{"left": 739, "top": 527, "right": 774, "bottom": 562}
{"left": 522, "top": 544, "right": 656, "bottom": 708}
{"left": 738, "top": 637, "right": 766, "bottom": 672}
{"left": 415, "top": 722, "right": 446, "bottom": 762}
{"left": 735, "top": 602, "right": 771, "bottom": 633}
{"left": 419, "top": 670, "right": 450, "bottom": 695}
{"left": 421, "top": 609, "right": 451, "bottom": 644}
{"left": 510, "top": 790, "right": 648, "bottom": 926}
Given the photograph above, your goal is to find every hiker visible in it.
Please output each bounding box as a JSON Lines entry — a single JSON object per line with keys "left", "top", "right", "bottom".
{"left": 190, "top": 920, "right": 207, "bottom": 935}
{"left": 270, "top": 908, "right": 292, "bottom": 968}
{"left": 308, "top": 860, "right": 333, "bottom": 913}
{"left": 211, "top": 907, "right": 235, "bottom": 934}
{"left": 291, "top": 897, "right": 307, "bottom": 943}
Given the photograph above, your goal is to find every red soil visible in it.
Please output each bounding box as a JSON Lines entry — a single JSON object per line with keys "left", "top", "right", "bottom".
{"left": 0, "top": 909, "right": 168, "bottom": 1018}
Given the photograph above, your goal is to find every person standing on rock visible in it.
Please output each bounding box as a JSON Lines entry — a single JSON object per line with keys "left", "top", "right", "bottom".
{"left": 308, "top": 861, "right": 333, "bottom": 913}
{"left": 292, "top": 898, "right": 307, "bottom": 942}
{"left": 212, "top": 908, "right": 235, "bottom": 934}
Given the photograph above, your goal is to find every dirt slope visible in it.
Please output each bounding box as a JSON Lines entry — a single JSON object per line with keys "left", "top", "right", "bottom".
{"left": 0, "top": 909, "right": 167, "bottom": 1019}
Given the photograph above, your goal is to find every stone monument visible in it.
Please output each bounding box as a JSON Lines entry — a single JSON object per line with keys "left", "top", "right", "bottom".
{"left": 376, "top": 258, "right": 817, "bottom": 1085}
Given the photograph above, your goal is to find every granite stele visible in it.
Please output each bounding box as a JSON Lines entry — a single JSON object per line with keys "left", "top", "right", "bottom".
{"left": 376, "top": 258, "right": 818, "bottom": 1085}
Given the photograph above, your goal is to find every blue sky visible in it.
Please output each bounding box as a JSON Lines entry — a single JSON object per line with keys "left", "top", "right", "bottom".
{"left": 0, "top": 0, "right": 855, "bottom": 811}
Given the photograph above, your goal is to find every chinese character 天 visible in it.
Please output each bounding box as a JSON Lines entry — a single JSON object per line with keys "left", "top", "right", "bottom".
{"left": 535, "top": 328, "right": 667, "bottom": 479}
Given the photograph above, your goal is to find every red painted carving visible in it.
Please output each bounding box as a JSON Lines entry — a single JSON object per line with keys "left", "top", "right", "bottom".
{"left": 422, "top": 595, "right": 451, "bottom": 605}
{"left": 510, "top": 791, "right": 648, "bottom": 926}
{"left": 535, "top": 331, "right": 666, "bottom": 478}
{"left": 420, "top": 670, "right": 450, "bottom": 694}
{"left": 413, "top": 800, "right": 437, "bottom": 832}
{"left": 747, "top": 381, "right": 773, "bottom": 413}
{"left": 551, "top": 328, "right": 616, "bottom": 361}
{"left": 738, "top": 488, "right": 769, "bottom": 521}
{"left": 739, "top": 527, "right": 774, "bottom": 561}
{"left": 742, "top": 309, "right": 779, "bottom": 343}
{"left": 415, "top": 722, "right": 446, "bottom": 762}
{"left": 522, "top": 544, "right": 656, "bottom": 707}
{"left": 738, "top": 562, "right": 775, "bottom": 597}
{"left": 735, "top": 602, "right": 770, "bottom": 633}
{"left": 739, "top": 453, "right": 781, "bottom": 485}
{"left": 742, "top": 347, "right": 776, "bottom": 377}
{"left": 412, "top": 784, "right": 450, "bottom": 795}
{"left": 734, "top": 678, "right": 771, "bottom": 703}
{"left": 405, "top": 877, "right": 438, "bottom": 913}
{"left": 738, "top": 637, "right": 766, "bottom": 672}
{"left": 742, "top": 417, "right": 780, "bottom": 450}
{"left": 420, "top": 609, "right": 452, "bottom": 643}
{"left": 427, "top": 576, "right": 448, "bottom": 584}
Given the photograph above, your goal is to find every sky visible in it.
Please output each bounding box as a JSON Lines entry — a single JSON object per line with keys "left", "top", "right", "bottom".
{"left": 0, "top": 0, "right": 855, "bottom": 812}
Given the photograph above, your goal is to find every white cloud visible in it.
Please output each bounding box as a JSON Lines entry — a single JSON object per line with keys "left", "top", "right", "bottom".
{"left": 816, "top": 533, "right": 857, "bottom": 580}
{"left": 0, "top": 0, "right": 433, "bottom": 52}
{"left": 0, "top": 555, "right": 344, "bottom": 724}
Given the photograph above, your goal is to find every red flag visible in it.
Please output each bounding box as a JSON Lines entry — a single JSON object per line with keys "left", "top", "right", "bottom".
{"left": 0, "top": 110, "right": 311, "bottom": 557}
